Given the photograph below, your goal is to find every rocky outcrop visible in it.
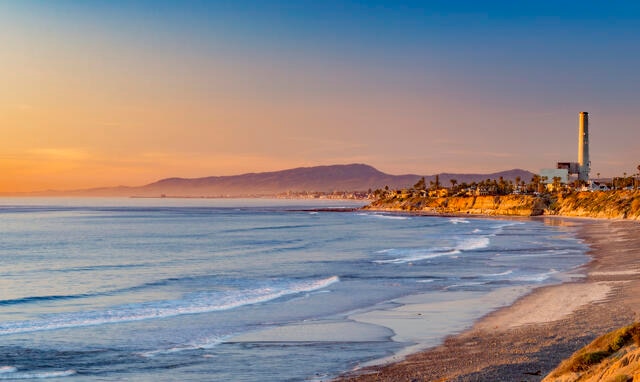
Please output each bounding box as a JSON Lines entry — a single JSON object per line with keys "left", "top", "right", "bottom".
{"left": 365, "top": 190, "right": 640, "bottom": 219}
{"left": 544, "top": 323, "right": 640, "bottom": 382}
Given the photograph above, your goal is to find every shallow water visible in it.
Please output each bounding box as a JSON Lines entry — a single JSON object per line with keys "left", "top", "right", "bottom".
{"left": 0, "top": 198, "right": 589, "bottom": 381}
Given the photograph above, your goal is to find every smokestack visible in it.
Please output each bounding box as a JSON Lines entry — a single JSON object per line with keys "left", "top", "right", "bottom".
{"left": 578, "top": 111, "right": 589, "bottom": 181}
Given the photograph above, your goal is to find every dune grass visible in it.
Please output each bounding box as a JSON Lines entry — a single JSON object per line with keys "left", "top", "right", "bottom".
{"left": 548, "top": 322, "right": 640, "bottom": 377}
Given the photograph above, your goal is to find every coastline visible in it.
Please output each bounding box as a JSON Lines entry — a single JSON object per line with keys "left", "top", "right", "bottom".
{"left": 336, "top": 217, "right": 640, "bottom": 381}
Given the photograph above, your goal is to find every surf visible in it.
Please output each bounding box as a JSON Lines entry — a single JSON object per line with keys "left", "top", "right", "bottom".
{"left": 0, "top": 276, "right": 340, "bottom": 336}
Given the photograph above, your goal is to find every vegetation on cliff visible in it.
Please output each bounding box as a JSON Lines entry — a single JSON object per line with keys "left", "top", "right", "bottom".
{"left": 544, "top": 323, "right": 640, "bottom": 382}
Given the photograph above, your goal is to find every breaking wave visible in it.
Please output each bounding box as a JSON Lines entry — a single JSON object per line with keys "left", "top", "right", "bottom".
{"left": 0, "top": 276, "right": 339, "bottom": 336}
{"left": 0, "top": 368, "right": 76, "bottom": 379}
{"left": 374, "top": 236, "right": 490, "bottom": 264}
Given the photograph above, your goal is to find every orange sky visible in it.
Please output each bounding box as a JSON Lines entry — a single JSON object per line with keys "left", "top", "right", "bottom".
{"left": 2, "top": 2, "right": 639, "bottom": 192}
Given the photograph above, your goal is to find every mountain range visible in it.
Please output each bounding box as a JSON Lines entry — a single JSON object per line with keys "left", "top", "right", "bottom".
{"left": 15, "top": 164, "right": 535, "bottom": 197}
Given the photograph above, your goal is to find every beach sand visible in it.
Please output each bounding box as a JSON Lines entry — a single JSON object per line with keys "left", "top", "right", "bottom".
{"left": 337, "top": 218, "right": 640, "bottom": 381}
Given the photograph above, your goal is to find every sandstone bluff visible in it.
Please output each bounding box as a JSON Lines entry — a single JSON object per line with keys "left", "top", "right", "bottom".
{"left": 365, "top": 190, "right": 640, "bottom": 220}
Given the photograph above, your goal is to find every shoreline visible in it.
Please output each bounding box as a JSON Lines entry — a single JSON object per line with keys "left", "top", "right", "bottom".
{"left": 336, "top": 217, "right": 640, "bottom": 381}
{"left": 345, "top": 285, "right": 539, "bottom": 368}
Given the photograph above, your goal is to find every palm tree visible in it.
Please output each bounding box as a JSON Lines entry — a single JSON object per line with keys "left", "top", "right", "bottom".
{"left": 530, "top": 175, "right": 541, "bottom": 194}
{"left": 497, "top": 176, "right": 506, "bottom": 195}
{"left": 430, "top": 175, "right": 440, "bottom": 191}
{"left": 540, "top": 176, "right": 549, "bottom": 194}
{"left": 449, "top": 179, "right": 458, "bottom": 190}
{"left": 413, "top": 177, "right": 426, "bottom": 191}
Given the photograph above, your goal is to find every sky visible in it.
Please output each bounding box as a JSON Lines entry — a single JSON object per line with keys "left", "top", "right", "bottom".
{"left": 1, "top": 1, "right": 639, "bottom": 192}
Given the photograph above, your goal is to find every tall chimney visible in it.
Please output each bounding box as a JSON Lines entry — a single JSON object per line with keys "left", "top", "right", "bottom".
{"left": 578, "top": 111, "right": 589, "bottom": 181}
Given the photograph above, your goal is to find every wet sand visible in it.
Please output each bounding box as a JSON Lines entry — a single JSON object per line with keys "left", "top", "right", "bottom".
{"left": 337, "top": 218, "right": 640, "bottom": 381}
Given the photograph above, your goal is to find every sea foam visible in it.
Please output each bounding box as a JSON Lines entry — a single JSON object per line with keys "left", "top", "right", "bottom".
{"left": 374, "top": 236, "right": 491, "bottom": 264}
{"left": 0, "top": 369, "right": 75, "bottom": 380}
{"left": 139, "top": 335, "right": 228, "bottom": 358}
{"left": 358, "top": 213, "right": 409, "bottom": 220}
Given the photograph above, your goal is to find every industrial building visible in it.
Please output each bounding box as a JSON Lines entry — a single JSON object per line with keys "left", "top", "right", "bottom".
{"left": 541, "top": 112, "right": 590, "bottom": 185}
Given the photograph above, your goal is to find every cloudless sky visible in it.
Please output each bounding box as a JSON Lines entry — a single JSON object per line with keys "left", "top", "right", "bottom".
{"left": 1, "top": 1, "right": 639, "bottom": 191}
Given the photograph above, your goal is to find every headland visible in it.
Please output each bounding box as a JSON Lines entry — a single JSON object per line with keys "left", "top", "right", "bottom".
{"left": 364, "top": 190, "right": 640, "bottom": 220}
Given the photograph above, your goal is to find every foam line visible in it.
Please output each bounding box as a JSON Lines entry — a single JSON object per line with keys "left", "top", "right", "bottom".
{"left": 374, "top": 237, "right": 490, "bottom": 264}
{"left": 0, "top": 369, "right": 75, "bottom": 379}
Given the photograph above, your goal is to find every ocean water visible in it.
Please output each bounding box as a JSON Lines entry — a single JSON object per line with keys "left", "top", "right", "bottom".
{"left": 0, "top": 198, "right": 589, "bottom": 381}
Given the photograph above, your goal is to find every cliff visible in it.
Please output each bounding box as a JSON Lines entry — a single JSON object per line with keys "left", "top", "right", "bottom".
{"left": 365, "top": 194, "right": 547, "bottom": 216}
{"left": 544, "top": 323, "right": 640, "bottom": 382}
{"left": 554, "top": 191, "right": 640, "bottom": 219}
{"left": 365, "top": 190, "right": 640, "bottom": 219}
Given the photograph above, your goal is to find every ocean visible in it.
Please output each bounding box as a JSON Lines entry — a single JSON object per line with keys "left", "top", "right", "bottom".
{"left": 0, "top": 198, "right": 589, "bottom": 381}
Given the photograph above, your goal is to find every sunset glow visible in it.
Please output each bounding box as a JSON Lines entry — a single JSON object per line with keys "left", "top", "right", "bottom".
{"left": 2, "top": 1, "right": 639, "bottom": 192}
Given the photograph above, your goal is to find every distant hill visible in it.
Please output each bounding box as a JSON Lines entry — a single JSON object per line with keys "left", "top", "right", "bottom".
{"left": 16, "top": 164, "right": 535, "bottom": 197}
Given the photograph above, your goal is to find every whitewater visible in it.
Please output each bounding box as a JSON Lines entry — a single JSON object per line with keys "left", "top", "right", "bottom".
{"left": 0, "top": 198, "right": 589, "bottom": 381}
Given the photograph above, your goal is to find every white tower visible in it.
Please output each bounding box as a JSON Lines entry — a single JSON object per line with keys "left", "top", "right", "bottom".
{"left": 577, "top": 111, "right": 590, "bottom": 182}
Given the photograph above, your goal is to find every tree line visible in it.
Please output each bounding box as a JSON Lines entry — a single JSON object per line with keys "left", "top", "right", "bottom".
{"left": 371, "top": 164, "right": 640, "bottom": 199}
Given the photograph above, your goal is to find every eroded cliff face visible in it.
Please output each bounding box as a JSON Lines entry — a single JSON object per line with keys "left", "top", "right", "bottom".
{"left": 365, "top": 194, "right": 547, "bottom": 216}
{"left": 554, "top": 191, "right": 640, "bottom": 220}
{"left": 365, "top": 190, "right": 640, "bottom": 219}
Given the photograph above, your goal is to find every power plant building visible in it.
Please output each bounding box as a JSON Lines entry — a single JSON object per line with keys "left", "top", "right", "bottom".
{"left": 541, "top": 112, "right": 591, "bottom": 184}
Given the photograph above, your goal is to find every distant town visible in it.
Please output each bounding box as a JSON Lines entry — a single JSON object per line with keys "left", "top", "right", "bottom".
{"left": 372, "top": 168, "right": 640, "bottom": 202}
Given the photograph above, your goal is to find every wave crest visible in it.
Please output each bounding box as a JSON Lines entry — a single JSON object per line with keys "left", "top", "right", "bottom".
{"left": 374, "top": 236, "right": 490, "bottom": 264}
{"left": 0, "top": 368, "right": 75, "bottom": 380}
{"left": 0, "top": 276, "right": 339, "bottom": 336}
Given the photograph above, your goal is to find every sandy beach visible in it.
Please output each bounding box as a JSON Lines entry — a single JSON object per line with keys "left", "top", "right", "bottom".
{"left": 337, "top": 218, "right": 640, "bottom": 381}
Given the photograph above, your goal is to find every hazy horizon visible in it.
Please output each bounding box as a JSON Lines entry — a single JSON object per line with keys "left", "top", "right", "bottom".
{"left": 2, "top": 1, "right": 640, "bottom": 192}
{"left": 0, "top": 163, "right": 536, "bottom": 195}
